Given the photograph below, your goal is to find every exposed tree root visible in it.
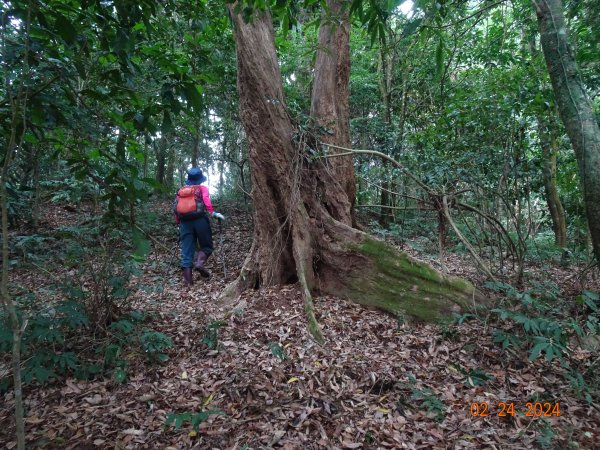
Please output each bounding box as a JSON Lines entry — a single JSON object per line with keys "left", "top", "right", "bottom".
{"left": 220, "top": 206, "right": 484, "bottom": 332}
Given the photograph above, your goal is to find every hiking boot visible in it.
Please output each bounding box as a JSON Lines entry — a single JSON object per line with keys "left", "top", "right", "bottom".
{"left": 183, "top": 267, "right": 193, "bottom": 286}
{"left": 194, "top": 251, "right": 211, "bottom": 278}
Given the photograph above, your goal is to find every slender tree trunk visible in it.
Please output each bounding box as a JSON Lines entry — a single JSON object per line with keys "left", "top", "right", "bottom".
{"left": 527, "top": 34, "right": 567, "bottom": 248}
{"left": 165, "top": 141, "right": 176, "bottom": 189}
{"left": 30, "top": 145, "right": 41, "bottom": 229}
{"left": 116, "top": 131, "right": 126, "bottom": 163}
{"left": 218, "top": 137, "right": 226, "bottom": 197}
{"left": 1, "top": 178, "right": 26, "bottom": 450}
{"left": 143, "top": 138, "right": 148, "bottom": 179}
{"left": 2, "top": 97, "right": 26, "bottom": 450}
{"left": 377, "top": 45, "right": 395, "bottom": 227}
{"left": 377, "top": 49, "right": 392, "bottom": 125}
{"left": 379, "top": 171, "right": 391, "bottom": 227}
{"left": 155, "top": 135, "right": 167, "bottom": 185}
{"left": 191, "top": 127, "right": 201, "bottom": 168}
{"left": 537, "top": 116, "right": 567, "bottom": 247}
{"left": 534, "top": 0, "right": 600, "bottom": 261}
{"left": 310, "top": 0, "right": 355, "bottom": 224}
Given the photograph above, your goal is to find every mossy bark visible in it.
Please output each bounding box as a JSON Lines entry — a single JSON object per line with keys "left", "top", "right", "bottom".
{"left": 318, "top": 236, "right": 481, "bottom": 323}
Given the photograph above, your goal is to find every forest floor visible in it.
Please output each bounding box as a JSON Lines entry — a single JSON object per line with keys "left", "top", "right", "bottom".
{"left": 1, "top": 200, "right": 600, "bottom": 449}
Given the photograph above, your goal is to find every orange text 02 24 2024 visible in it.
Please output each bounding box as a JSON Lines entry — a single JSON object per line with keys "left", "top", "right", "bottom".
{"left": 469, "top": 402, "right": 561, "bottom": 417}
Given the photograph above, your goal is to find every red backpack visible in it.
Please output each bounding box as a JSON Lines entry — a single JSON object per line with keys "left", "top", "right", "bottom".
{"left": 175, "top": 186, "right": 206, "bottom": 221}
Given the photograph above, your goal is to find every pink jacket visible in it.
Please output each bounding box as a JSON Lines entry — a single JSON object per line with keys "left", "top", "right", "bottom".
{"left": 174, "top": 184, "right": 214, "bottom": 223}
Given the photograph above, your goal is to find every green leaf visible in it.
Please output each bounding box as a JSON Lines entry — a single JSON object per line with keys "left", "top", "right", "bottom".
{"left": 132, "top": 228, "right": 151, "bottom": 258}
{"left": 113, "top": 367, "right": 127, "bottom": 384}
{"left": 545, "top": 346, "right": 555, "bottom": 362}
{"left": 161, "top": 111, "right": 173, "bottom": 133}
{"left": 175, "top": 413, "right": 191, "bottom": 429}
{"left": 55, "top": 13, "right": 77, "bottom": 44}
{"left": 183, "top": 83, "right": 203, "bottom": 111}
{"left": 528, "top": 341, "right": 548, "bottom": 361}
{"left": 267, "top": 341, "right": 286, "bottom": 360}
{"left": 282, "top": 14, "right": 289, "bottom": 38}
{"left": 582, "top": 290, "right": 599, "bottom": 312}
{"left": 34, "top": 366, "right": 54, "bottom": 384}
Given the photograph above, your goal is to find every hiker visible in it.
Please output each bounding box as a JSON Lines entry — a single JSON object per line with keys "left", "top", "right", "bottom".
{"left": 173, "top": 167, "right": 225, "bottom": 286}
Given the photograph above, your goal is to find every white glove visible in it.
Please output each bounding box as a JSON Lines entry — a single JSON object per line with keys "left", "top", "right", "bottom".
{"left": 212, "top": 212, "right": 225, "bottom": 220}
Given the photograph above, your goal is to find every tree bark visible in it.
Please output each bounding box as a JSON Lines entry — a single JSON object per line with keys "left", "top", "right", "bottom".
{"left": 191, "top": 126, "right": 201, "bottom": 168}
{"left": 537, "top": 115, "right": 567, "bottom": 247}
{"left": 2, "top": 82, "right": 26, "bottom": 450}
{"left": 534, "top": 0, "right": 600, "bottom": 261}
{"left": 310, "top": 0, "right": 355, "bottom": 224}
{"left": 116, "top": 131, "right": 126, "bottom": 163}
{"left": 165, "top": 139, "right": 176, "bottom": 189}
{"left": 376, "top": 45, "right": 395, "bottom": 227}
{"left": 224, "top": 6, "right": 480, "bottom": 330}
{"left": 218, "top": 136, "right": 226, "bottom": 197}
{"left": 155, "top": 135, "right": 168, "bottom": 185}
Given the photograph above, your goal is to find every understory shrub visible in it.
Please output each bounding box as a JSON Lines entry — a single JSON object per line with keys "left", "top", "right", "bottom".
{"left": 0, "top": 218, "right": 169, "bottom": 391}
{"left": 485, "top": 281, "right": 600, "bottom": 403}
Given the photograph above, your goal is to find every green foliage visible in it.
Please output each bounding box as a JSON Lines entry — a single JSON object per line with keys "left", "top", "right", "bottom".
{"left": 488, "top": 281, "right": 573, "bottom": 362}
{"left": 164, "top": 409, "right": 225, "bottom": 432}
{"left": 0, "top": 291, "right": 169, "bottom": 390}
{"left": 202, "top": 319, "right": 225, "bottom": 350}
{"left": 405, "top": 376, "right": 445, "bottom": 422}
{"left": 487, "top": 282, "right": 599, "bottom": 403}
{"left": 460, "top": 368, "right": 493, "bottom": 388}
{"left": 393, "top": 374, "right": 446, "bottom": 422}
{"left": 106, "top": 314, "right": 172, "bottom": 364}
{"left": 140, "top": 329, "right": 173, "bottom": 362}
{"left": 533, "top": 419, "right": 556, "bottom": 448}
{"left": 565, "top": 371, "right": 594, "bottom": 405}
{"left": 267, "top": 341, "right": 287, "bottom": 360}
{"left": 451, "top": 312, "right": 476, "bottom": 325}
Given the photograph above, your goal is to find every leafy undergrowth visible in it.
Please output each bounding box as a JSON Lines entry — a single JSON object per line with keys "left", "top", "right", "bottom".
{"left": 1, "top": 201, "right": 599, "bottom": 449}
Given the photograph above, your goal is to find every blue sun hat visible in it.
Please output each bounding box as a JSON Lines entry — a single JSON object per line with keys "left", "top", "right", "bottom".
{"left": 185, "top": 167, "right": 207, "bottom": 185}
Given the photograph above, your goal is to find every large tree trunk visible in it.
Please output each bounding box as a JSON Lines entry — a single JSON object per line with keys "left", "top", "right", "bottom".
{"left": 534, "top": 0, "right": 600, "bottom": 261}
{"left": 224, "top": 6, "right": 480, "bottom": 331}
{"left": 310, "top": 0, "right": 355, "bottom": 224}
{"left": 527, "top": 34, "right": 567, "bottom": 248}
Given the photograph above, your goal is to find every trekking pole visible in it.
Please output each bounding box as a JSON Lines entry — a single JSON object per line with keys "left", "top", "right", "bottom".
{"left": 166, "top": 227, "right": 180, "bottom": 277}
{"left": 218, "top": 219, "right": 227, "bottom": 278}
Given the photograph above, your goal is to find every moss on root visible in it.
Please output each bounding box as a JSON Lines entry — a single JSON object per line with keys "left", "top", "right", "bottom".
{"left": 344, "top": 238, "right": 481, "bottom": 323}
